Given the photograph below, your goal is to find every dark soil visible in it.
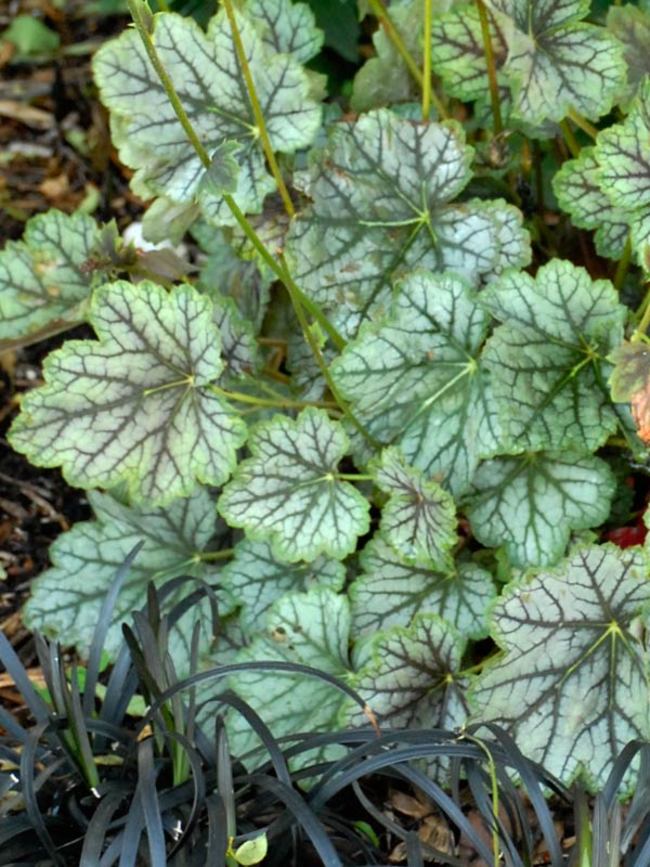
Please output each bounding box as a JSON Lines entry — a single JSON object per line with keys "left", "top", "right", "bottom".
{"left": 0, "top": 0, "right": 142, "bottom": 669}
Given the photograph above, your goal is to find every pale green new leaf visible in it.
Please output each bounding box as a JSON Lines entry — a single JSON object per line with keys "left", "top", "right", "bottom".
{"left": 244, "top": 0, "right": 323, "bottom": 63}
{"left": 351, "top": 0, "right": 427, "bottom": 112}
{"left": 285, "top": 110, "right": 530, "bottom": 335}
{"left": 371, "top": 447, "right": 457, "bottom": 569}
{"left": 0, "top": 210, "right": 108, "bottom": 341}
{"left": 486, "top": 0, "right": 625, "bottom": 126}
{"left": 470, "top": 545, "right": 650, "bottom": 790}
{"left": 9, "top": 281, "right": 247, "bottom": 504}
{"left": 349, "top": 537, "right": 494, "bottom": 639}
{"left": 93, "top": 7, "right": 321, "bottom": 227}
{"left": 466, "top": 452, "right": 616, "bottom": 568}
{"left": 607, "top": 4, "right": 650, "bottom": 111}
{"left": 220, "top": 538, "right": 345, "bottom": 637}
{"left": 481, "top": 260, "right": 627, "bottom": 453}
{"left": 24, "top": 488, "right": 232, "bottom": 665}
{"left": 552, "top": 148, "right": 629, "bottom": 260}
{"left": 218, "top": 408, "right": 370, "bottom": 561}
{"left": 331, "top": 271, "right": 501, "bottom": 495}
{"left": 225, "top": 588, "right": 353, "bottom": 760}
{"left": 350, "top": 614, "right": 467, "bottom": 734}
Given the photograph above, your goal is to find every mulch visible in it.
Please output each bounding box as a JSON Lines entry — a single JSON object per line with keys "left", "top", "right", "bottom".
{"left": 0, "top": 0, "right": 143, "bottom": 668}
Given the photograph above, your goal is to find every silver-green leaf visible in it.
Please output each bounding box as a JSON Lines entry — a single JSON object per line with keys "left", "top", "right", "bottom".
{"left": 0, "top": 210, "right": 108, "bottom": 342}
{"left": 466, "top": 452, "right": 617, "bottom": 568}
{"left": 220, "top": 538, "right": 345, "bottom": 638}
{"left": 218, "top": 408, "right": 370, "bottom": 561}
{"left": 93, "top": 7, "right": 321, "bottom": 227}
{"left": 470, "top": 545, "right": 650, "bottom": 790}
{"left": 331, "top": 270, "right": 501, "bottom": 495}
{"left": 225, "top": 587, "right": 353, "bottom": 760}
{"left": 23, "top": 488, "right": 231, "bottom": 665}
{"left": 285, "top": 110, "right": 529, "bottom": 335}
{"left": 371, "top": 447, "right": 457, "bottom": 570}
{"left": 481, "top": 260, "right": 627, "bottom": 453}
{"left": 486, "top": 0, "right": 625, "bottom": 126}
{"left": 349, "top": 536, "right": 494, "bottom": 640}
{"left": 351, "top": 613, "right": 467, "bottom": 732}
{"left": 9, "top": 281, "right": 247, "bottom": 504}
{"left": 552, "top": 147, "right": 629, "bottom": 260}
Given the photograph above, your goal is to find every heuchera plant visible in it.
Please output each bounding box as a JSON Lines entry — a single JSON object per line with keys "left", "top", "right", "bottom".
{"left": 5, "top": 0, "right": 650, "bottom": 794}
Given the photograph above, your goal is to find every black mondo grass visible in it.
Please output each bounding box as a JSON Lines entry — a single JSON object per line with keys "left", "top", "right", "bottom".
{"left": 0, "top": 552, "right": 647, "bottom": 866}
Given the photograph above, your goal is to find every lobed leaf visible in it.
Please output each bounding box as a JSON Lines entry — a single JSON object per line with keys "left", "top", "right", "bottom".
{"left": 218, "top": 408, "right": 370, "bottom": 562}
{"left": 332, "top": 270, "right": 501, "bottom": 495}
{"left": 371, "top": 447, "right": 457, "bottom": 570}
{"left": 552, "top": 147, "right": 629, "bottom": 260}
{"left": 470, "top": 545, "right": 650, "bottom": 790}
{"left": 23, "top": 489, "right": 230, "bottom": 665}
{"left": 9, "top": 281, "right": 247, "bottom": 504}
{"left": 350, "top": 613, "right": 468, "bottom": 734}
{"left": 285, "top": 110, "right": 530, "bottom": 335}
{"left": 466, "top": 452, "right": 616, "bottom": 568}
{"left": 349, "top": 536, "right": 494, "bottom": 640}
{"left": 93, "top": 7, "right": 321, "bottom": 227}
{"left": 244, "top": 0, "right": 323, "bottom": 63}
{"left": 596, "top": 81, "right": 650, "bottom": 266}
{"left": 0, "top": 210, "right": 109, "bottom": 342}
{"left": 481, "top": 260, "right": 627, "bottom": 453}
{"left": 431, "top": 2, "right": 509, "bottom": 103}
{"left": 486, "top": 0, "right": 625, "bottom": 126}
{"left": 220, "top": 539, "right": 345, "bottom": 638}
{"left": 225, "top": 588, "right": 353, "bottom": 760}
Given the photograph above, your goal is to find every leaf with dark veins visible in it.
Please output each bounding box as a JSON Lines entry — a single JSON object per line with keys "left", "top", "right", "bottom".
{"left": 285, "top": 110, "right": 529, "bottom": 336}
{"left": 371, "top": 447, "right": 457, "bottom": 570}
{"left": 9, "top": 280, "right": 246, "bottom": 505}
{"left": 218, "top": 408, "right": 370, "bottom": 561}
{"left": 93, "top": 7, "right": 321, "bottom": 227}
{"left": 332, "top": 271, "right": 502, "bottom": 495}
{"left": 553, "top": 147, "right": 629, "bottom": 260}
{"left": 350, "top": 613, "right": 468, "bottom": 733}
{"left": 470, "top": 545, "right": 650, "bottom": 790}
{"left": 221, "top": 538, "right": 345, "bottom": 638}
{"left": 466, "top": 452, "right": 616, "bottom": 567}
{"left": 23, "top": 488, "right": 232, "bottom": 666}
{"left": 0, "top": 210, "right": 108, "bottom": 342}
{"left": 486, "top": 0, "right": 625, "bottom": 126}
{"left": 481, "top": 260, "right": 627, "bottom": 453}
{"left": 349, "top": 536, "right": 494, "bottom": 639}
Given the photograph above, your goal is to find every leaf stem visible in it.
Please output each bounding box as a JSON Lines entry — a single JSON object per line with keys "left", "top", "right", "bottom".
{"left": 336, "top": 473, "right": 374, "bottom": 482}
{"left": 197, "top": 548, "right": 234, "bottom": 562}
{"left": 475, "top": 0, "right": 502, "bottom": 136}
{"left": 127, "top": 0, "right": 211, "bottom": 168}
{"left": 126, "top": 0, "right": 342, "bottom": 352}
{"left": 209, "top": 383, "right": 336, "bottom": 410}
{"left": 614, "top": 235, "right": 632, "bottom": 292}
{"left": 560, "top": 119, "right": 580, "bottom": 158}
{"left": 567, "top": 108, "right": 599, "bottom": 141}
{"left": 127, "top": 0, "right": 378, "bottom": 448}
{"left": 221, "top": 0, "right": 295, "bottom": 218}
{"left": 422, "top": 0, "right": 433, "bottom": 120}
{"left": 366, "top": 0, "right": 422, "bottom": 89}
{"left": 632, "top": 283, "right": 650, "bottom": 343}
